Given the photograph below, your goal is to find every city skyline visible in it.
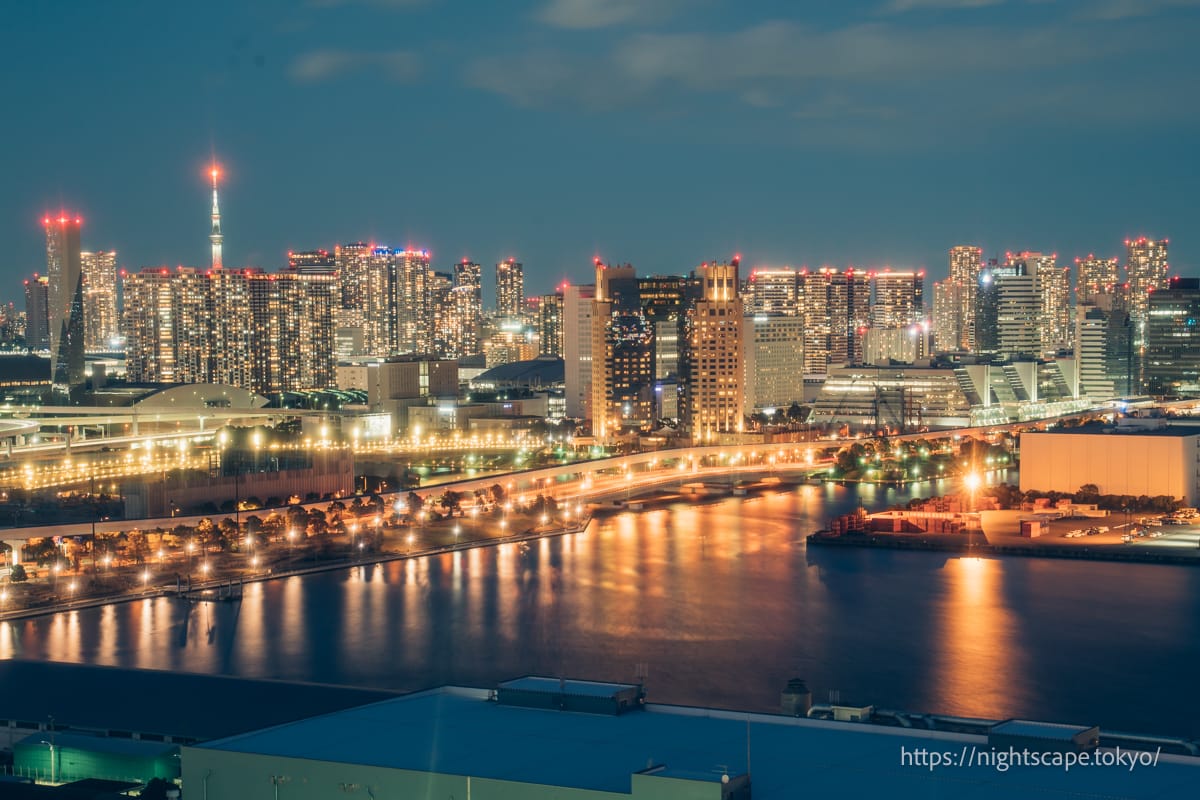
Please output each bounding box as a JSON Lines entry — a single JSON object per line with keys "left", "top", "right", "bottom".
{"left": 4, "top": 1, "right": 1199, "bottom": 297}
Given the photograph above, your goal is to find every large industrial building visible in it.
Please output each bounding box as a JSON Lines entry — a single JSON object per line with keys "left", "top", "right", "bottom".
{"left": 183, "top": 677, "right": 1200, "bottom": 800}
{"left": 1020, "top": 421, "right": 1200, "bottom": 506}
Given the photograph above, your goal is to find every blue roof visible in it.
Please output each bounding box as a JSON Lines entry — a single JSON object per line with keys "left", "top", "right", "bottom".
{"left": 499, "top": 676, "right": 638, "bottom": 698}
{"left": 199, "top": 688, "right": 1200, "bottom": 798}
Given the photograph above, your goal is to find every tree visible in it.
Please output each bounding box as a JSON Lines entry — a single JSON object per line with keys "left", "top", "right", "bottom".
{"left": 489, "top": 484, "right": 506, "bottom": 504}
{"left": 217, "top": 518, "right": 240, "bottom": 551}
{"left": 441, "top": 490, "right": 463, "bottom": 516}
{"left": 9, "top": 563, "right": 27, "bottom": 582}
{"left": 138, "top": 777, "right": 175, "bottom": 800}
{"left": 407, "top": 492, "right": 425, "bottom": 515}
{"left": 306, "top": 507, "right": 328, "bottom": 536}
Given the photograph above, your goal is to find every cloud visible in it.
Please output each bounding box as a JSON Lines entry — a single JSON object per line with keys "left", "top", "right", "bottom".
{"left": 467, "top": 20, "right": 1116, "bottom": 108}
{"left": 536, "top": 0, "right": 695, "bottom": 29}
{"left": 306, "top": 0, "right": 429, "bottom": 8}
{"left": 884, "top": 0, "right": 1005, "bottom": 11}
{"left": 289, "top": 49, "right": 422, "bottom": 83}
{"left": 1077, "top": 0, "right": 1200, "bottom": 20}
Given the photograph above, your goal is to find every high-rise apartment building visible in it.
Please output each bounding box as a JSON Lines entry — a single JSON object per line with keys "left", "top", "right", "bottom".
{"left": 797, "top": 267, "right": 871, "bottom": 374}
{"left": 44, "top": 215, "right": 85, "bottom": 398}
{"left": 743, "top": 314, "right": 805, "bottom": 414}
{"left": 429, "top": 270, "right": 454, "bottom": 356}
{"left": 1144, "top": 277, "right": 1200, "bottom": 396}
{"left": 537, "top": 291, "right": 564, "bottom": 357}
{"left": 1125, "top": 237, "right": 1169, "bottom": 347}
{"left": 745, "top": 268, "right": 799, "bottom": 315}
{"left": 335, "top": 242, "right": 372, "bottom": 312}
{"left": 364, "top": 248, "right": 432, "bottom": 355}
{"left": 682, "top": 260, "right": 744, "bottom": 441}
{"left": 81, "top": 250, "right": 118, "bottom": 351}
{"left": 23, "top": 274, "right": 50, "bottom": 351}
{"left": 496, "top": 258, "right": 524, "bottom": 318}
{"left": 590, "top": 262, "right": 654, "bottom": 439}
{"left": 1075, "top": 254, "right": 1119, "bottom": 300}
{"left": 562, "top": 284, "right": 595, "bottom": 419}
{"left": 871, "top": 269, "right": 925, "bottom": 328}
{"left": 288, "top": 249, "right": 335, "bottom": 271}
{"left": 948, "top": 245, "right": 983, "bottom": 350}
{"left": 932, "top": 279, "right": 963, "bottom": 353}
{"left": 123, "top": 266, "right": 336, "bottom": 394}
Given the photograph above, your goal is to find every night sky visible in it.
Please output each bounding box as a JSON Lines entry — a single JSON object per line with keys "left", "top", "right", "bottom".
{"left": 3, "top": 0, "right": 1198, "bottom": 302}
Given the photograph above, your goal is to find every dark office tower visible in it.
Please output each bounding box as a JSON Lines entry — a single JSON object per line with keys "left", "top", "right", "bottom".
{"left": 44, "top": 214, "right": 85, "bottom": 399}
{"left": 335, "top": 242, "right": 372, "bottom": 311}
{"left": 496, "top": 258, "right": 524, "bottom": 318}
{"left": 1144, "top": 277, "right": 1200, "bottom": 397}
{"left": 1075, "top": 291, "right": 1133, "bottom": 401}
{"left": 537, "top": 290, "right": 564, "bottom": 357}
{"left": 638, "top": 274, "right": 691, "bottom": 384}
{"left": 23, "top": 274, "right": 50, "bottom": 350}
{"left": 590, "top": 261, "right": 655, "bottom": 440}
{"left": 682, "top": 259, "right": 745, "bottom": 442}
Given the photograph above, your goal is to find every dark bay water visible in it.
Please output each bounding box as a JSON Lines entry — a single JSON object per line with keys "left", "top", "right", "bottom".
{"left": 4, "top": 478, "right": 1200, "bottom": 737}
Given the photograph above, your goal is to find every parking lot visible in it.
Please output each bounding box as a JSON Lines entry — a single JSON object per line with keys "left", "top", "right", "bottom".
{"left": 980, "top": 510, "right": 1200, "bottom": 556}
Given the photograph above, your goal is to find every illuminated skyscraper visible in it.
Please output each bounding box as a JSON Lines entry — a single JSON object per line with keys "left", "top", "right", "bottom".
{"left": 1075, "top": 254, "right": 1119, "bottom": 300}
{"left": 871, "top": 269, "right": 925, "bottom": 328}
{"left": 430, "top": 270, "right": 454, "bottom": 356}
{"left": 44, "top": 214, "right": 85, "bottom": 398}
{"left": 23, "top": 274, "right": 50, "bottom": 351}
{"left": 288, "top": 249, "right": 335, "bottom": 271}
{"left": 1125, "top": 237, "right": 1169, "bottom": 346}
{"left": 123, "top": 266, "right": 335, "bottom": 393}
{"left": 1004, "top": 251, "right": 1070, "bottom": 355}
{"left": 364, "top": 248, "right": 433, "bottom": 355}
{"left": 590, "top": 262, "right": 654, "bottom": 439}
{"left": 932, "top": 279, "right": 963, "bottom": 353}
{"left": 443, "top": 260, "right": 483, "bottom": 358}
{"left": 336, "top": 242, "right": 372, "bottom": 311}
{"left": 563, "top": 284, "right": 595, "bottom": 419}
{"left": 682, "top": 259, "right": 744, "bottom": 441}
{"left": 745, "top": 268, "right": 799, "bottom": 315}
{"left": 797, "top": 267, "right": 871, "bottom": 374}
{"left": 743, "top": 314, "right": 805, "bottom": 413}
{"left": 81, "top": 250, "right": 118, "bottom": 351}
{"left": 949, "top": 245, "right": 983, "bottom": 350}
{"left": 496, "top": 258, "right": 524, "bottom": 318}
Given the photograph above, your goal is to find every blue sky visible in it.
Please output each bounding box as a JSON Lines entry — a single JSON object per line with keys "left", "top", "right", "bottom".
{"left": 2, "top": 0, "right": 1198, "bottom": 302}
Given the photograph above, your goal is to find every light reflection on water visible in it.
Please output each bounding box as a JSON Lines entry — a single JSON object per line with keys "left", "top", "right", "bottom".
{"left": 2, "top": 479, "right": 1199, "bottom": 736}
